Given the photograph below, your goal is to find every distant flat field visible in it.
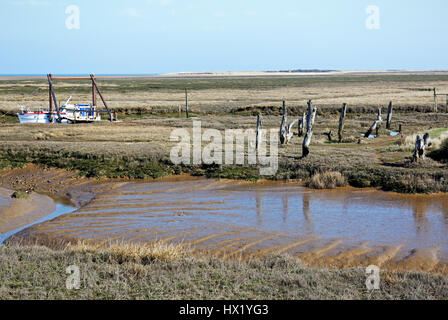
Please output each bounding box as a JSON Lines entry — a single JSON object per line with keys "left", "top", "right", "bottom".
{"left": 1, "top": 71, "right": 448, "bottom": 114}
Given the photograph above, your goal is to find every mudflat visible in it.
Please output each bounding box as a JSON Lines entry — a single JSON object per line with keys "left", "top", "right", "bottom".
{"left": 0, "top": 187, "right": 55, "bottom": 233}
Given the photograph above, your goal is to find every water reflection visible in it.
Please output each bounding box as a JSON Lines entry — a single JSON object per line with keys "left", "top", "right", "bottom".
{"left": 282, "top": 195, "right": 288, "bottom": 223}
{"left": 255, "top": 190, "right": 262, "bottom": 225}
{"left": 302, "top": 192, "right": 314, "bottom": 234}
{"left": 412, "top": 201, "right": 429, "bottom": 234}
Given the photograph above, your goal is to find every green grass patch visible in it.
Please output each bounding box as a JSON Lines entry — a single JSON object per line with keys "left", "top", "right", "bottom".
{"left": 428, "top": 128, "right": 448, "bottom": 139}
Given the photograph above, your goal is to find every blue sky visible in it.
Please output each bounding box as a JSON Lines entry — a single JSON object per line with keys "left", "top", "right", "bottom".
{"left": 1, "top": 0, "right": 447, "bottom": 74}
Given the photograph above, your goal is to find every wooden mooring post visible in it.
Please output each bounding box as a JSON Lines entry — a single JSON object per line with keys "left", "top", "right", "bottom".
{"left": 386, "top": 101, "right": 393, "bottom": 130}
{"left": 185, "top": 89, "right": 189, "bottom": 118}
{"left": 256, "top": 114, "right": 262, "bottom": 151}
{"left": 298, "top": 113, "right": 306, "bottom": 137}
{"left": 446, "top": 94, "right": 448, "bottom": 113}
{"left": 302, "top": 100, "right": 317, "bottom": 158}
{"left": 338, "top": 103, "right": 347, "bottom": 143}
{"left": 434, "top": 88, "right": 438, "bottom": 112}
{"left": 364, "top": 108, "right": 382, "bottom": 138}
{"left": 279, "top": 101, "right": 287, "bottom": 144}
{"left": 279, "top": 100, "right": 297, "bottom": 145}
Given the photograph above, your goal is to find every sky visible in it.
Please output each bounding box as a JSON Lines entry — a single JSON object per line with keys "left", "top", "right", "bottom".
{"left": 1, "top": 0, "right": 447, "bottom": 74}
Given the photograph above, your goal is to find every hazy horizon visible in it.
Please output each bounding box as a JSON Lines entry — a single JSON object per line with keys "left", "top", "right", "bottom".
{"left": 2, "top": 69, "right": 448, "bottom": 77}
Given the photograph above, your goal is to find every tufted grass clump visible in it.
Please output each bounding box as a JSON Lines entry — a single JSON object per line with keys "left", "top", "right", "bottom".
{"left": 306, "top": 171, "right": 347, "bottom": 189}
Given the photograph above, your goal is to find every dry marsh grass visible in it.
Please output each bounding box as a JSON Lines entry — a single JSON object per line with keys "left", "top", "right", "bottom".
{"left": 0, "top": 243, "right": 447, "bottom": 300}
{"left": 69, "top": 241, "right": 188, "bottom": 263}
{"left": 1, "top": 75, "right": 448, "bottom": 115}
{"left": 306, "top": 171, "right": 347, "bottom": 189}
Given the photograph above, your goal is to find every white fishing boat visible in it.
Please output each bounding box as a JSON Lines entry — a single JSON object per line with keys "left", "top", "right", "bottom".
{"left": 17, "top": 106, "right": 61, "bottom": 124}
{"left": 17, "top": 97, "right": 101, "bottom": 124}
{"left": 58, "top": 96, "right": 102, "bottom": 123}
{"left": 17, "top": 74, "right": 116, "bottom": 124}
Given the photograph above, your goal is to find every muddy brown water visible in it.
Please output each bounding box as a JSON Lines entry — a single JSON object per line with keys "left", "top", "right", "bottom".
{"left": 8, "top": 178, "right": 448, "bottom": 272}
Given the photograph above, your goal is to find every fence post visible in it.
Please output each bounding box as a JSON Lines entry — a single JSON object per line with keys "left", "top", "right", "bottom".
{"left": 446, "top": 94, "right": 448, "bottom": 113}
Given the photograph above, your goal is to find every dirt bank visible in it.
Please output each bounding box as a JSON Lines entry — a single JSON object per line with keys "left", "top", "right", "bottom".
{"left": 0, "top": 164, "right": 105, "bottom": 208}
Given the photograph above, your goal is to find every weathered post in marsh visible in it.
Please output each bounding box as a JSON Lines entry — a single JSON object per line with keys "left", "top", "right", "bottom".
{"left": 338, "top": 103, "right": 347, "bottom": 143}
{"left": 256, "top": 113, "right": 263, "bottom": 151}
{"left": 298, "top": 113, "right": 306, "bottom": 137}
{"left": 446, "top": 94, "right": 448, "bottom": 113}
{"left": 364, "top": 107, "right": 382, "bottom": 138}
{"left": 413, "top": 133, "right": 432, "bottom": 162}
{"left": 434, "top": 88, "right": 438, "bottom": 112}
{"left": 386, "top": 101, "right": 393, "bottom": 130}
{"left": 285, "top": 119, "right": 298, "bottom": 144}
{"left": 302, "top": 100, "right": 317, "bottom": 158}
{"left": 279, "top": 101, "right": 298, "bottom": 144}
{"left": 279, "top": 101, "right": 287, "bottom": 144}
{"left": 185, "top": 88, "right": 189, "bottom": 118}
{"left": 375, "top": 108, "right": 382, "bottom": 137}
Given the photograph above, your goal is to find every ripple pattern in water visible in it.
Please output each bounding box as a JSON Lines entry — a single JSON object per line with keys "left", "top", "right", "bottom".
{"left": 25, "top": 179, "right": 448, "bottom": 271}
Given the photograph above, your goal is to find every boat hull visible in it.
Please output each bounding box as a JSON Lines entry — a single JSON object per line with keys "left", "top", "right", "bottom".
{"left": 18, "top": 113, "right": 53, "bottom": 124}
{"left": 18, "top": 105, "right": 101, "bottom": 124}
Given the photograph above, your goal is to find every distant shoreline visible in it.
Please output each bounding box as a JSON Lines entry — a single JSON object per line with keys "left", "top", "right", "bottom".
{"left": 2, "top": 70, "right": 448, "bottom": 80}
